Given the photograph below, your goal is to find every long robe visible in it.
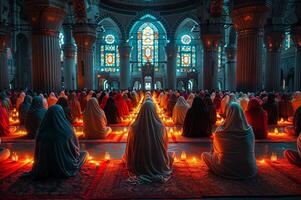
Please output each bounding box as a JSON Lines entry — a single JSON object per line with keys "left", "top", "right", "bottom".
{"left": 47, "top": 92, "right": 58, "bottom": 107}
{"left": 0, "top": 103, "right": 10, "bottom": 136}
{"left": 182, "top": 96, "right": 212, "bottom": 137}
{"left": 172, "top": 96, "right": 190, "bottom": 125}
{"left": 202, "top": 102, "right": 258, "bottom": 179}
{"left": 68, "top": 92, "right": 82, "bottom": 120}
{"left": 83, "top": 98, "right": 111, "bottom": 139}
{"left": 57, "top": 97, "right": 73, "bottom": 123}
{"left": 123, "top": 101, "right": 173, "bottom": 183}
{"left": 245, "top": 98, "right": 268, "bottom": 139}
{"left": 25, "top": 96, "right": 47, "bottom": 139}
{"left": 292, "top": 92, "right": 301, "bottom": 114}
{"left": 104, "top": 97, "right": 121, "bottom": 125}
{"left": 114, "top": 93, "right": 129, "bottom": 117}
{"left": 16, "top": 92, "right": 25, "bottom": 111}
{"left": 294, "top": 106, "right": 301, "bottom": 136}
{"left": 30, "top": 105, "right": 87, "bottom": 179}
{"left": 19, "top": 95, "right": 32, "bottom": 125}
{"left": 167, "top": 93, "right": 177, "bottom": 117}
{"left": 263, "top": 94, "right": 279, "bottom": 125}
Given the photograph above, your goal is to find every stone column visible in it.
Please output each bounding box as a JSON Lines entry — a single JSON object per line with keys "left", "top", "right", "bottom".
{"left": 166, "top": 42, "right": 176, "bottom": 90}
{"left": 225, "top": 46, "right": 236, "bottom": 91}
{"left": 73, "top": 24, "right": 96, "bottom": 90}
{"left": 26, "top": 0, "right": 66, "bottom": 92}
{"left": 292, "top": 24, "right": 301, "bottom": 91}
{"left": 119, "top": 41, "right": 131, "bottom": 90}
{"left": 202, "top": 34, "right": 222, "bottom": 90}
{"left": 62, "top": 24, "right": 76, "bottom": 90}
{"left": 0, "top": 25, "right": 9, "bottom": 90}
{"left": 264, "top": 28, "right": 284, "bottom": 91}
{"left": 231, "top": 2, "right": 269, "bottom": 92}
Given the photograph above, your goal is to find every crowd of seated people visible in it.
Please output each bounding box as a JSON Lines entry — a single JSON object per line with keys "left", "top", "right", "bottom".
{"left": 0, "top": 89, "right": 301, "bottom": 181}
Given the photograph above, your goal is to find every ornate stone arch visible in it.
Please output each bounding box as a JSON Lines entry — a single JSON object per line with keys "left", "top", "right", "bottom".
{"left": 96, "top": 13, "right": 126, "bottom": 40}
{"left": 172, "top": 15, "right": 200, "bottom": 40}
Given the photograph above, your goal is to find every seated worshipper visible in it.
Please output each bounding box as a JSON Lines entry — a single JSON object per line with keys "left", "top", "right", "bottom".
{"left": 0, "top": 103, "right": 10, "bottom": 136}
{"left": 40, "top": 94, "right": 48, "bottom": 109}
{"left": 294, "top": 106, "right": 301, "bottom": 136}
{"left": 30, "top": 105, "right": 87, "bottom": 179}
{"left": 57, "top": 97, "right": 73, "bottom": 123}
{"left": 19, "top": 95, "right": 32, "bottom": 125}
{"left": 292, "top": 91, "right": 301, "bottom": 114}
{"left": 279, "top": 93, "right": 293, "bottom": 120}
{"left": 0, "top": 92, "right": 11, "bottom": 113}
{"left": 104, "top": 97, "right": 121, "bottom": 124}
{"left": 124, "top": 93, "right": 133, "bottom": 111}
{"left": 83, "top": 98, "right": 112, "bottom": 139}
{"left": 167, "top": 93, "right": 178, "bottom": 116}
{"left": 123, "top": 101, "right": 173, "bottom": 183}
{"left": 47, "top": 92, "right": 58, "bottom": 107}
{"left": 0, "top": 139, "right": 10, "bottom": 162}
{"left": 114, "top": 93, "right": 129, "bottom": 117}
{"left": 182, "top": 96, "right": 212, "bottom": 137}
{"left": 172, "top": 96, "right": 190, "bottom": 125}
{"left": 263, "top": 93, "right": 279, "bottom": 125}
{"left": 187, "top": 93, "right": 195, "bottom": 107}
{"left": 204, "top": 95, "right": 217, "bottom": 126}
{"left": 68, "top": 92, "right": 82, "bottom": 121}
{"left": 16, "top": 92, "right": 26, "bottom": 111}
{"left": 284, "top": 133, "right": 301, "bottom": 167}
{"left": 213, "top": 94, "right": 222, "bottom": 113}
{"left": 25, "top": 96, "right": 47, "bottom": 139}
{"left": 59, "top": 90, "right": 68, "bottom": 99}
{"left": 239, "top": 94, "right": 249, "bottom": 112}
{"left": 202, "top": 102, "right": 258, "bottom": 179}
{"left": 220, "top": 94, "right": 230, "bottom": 116}
{"left": 245, "top": 98, "right": 268, "bottom": 139}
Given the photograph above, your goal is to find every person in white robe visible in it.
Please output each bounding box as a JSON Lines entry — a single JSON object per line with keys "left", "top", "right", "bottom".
{"left": 83, "top": 98, "right": 111, "bottom": 139}
{"left": 172, "top": 96, "right": 190, "bottom": 125}
{"left": 202, "top": 102, "right": 258, "bottom": 179}
{"left": 186, "top": 93, "right": 195, "bottom": 107}
{"left": 123, "top": 100, "right": 173, "bottom": 184}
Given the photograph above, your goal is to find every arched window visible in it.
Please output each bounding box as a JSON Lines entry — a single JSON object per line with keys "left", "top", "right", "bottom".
{"left": 176, "top": 34, "right": 196, "bottom": 72}
{"left": 137, "top": 23, "right": 159, "bottom": 67}
{"left": 100, "top": 34, "right": 120, "bottom": 72}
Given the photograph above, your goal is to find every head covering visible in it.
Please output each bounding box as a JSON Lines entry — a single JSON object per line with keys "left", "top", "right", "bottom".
{"left": 19, "top": 95, "right": 32, "bottom": 125}
{"left": 47, "top": 92, "right": 58, "bottom": 107}
{"left": 57, "top": 97, "right": 72, "bottom": 123}
{"left": 172, "top": 96, "right": 190, "bottom": 125}
{"left": 31, "top": 105, "right": 87, "bottom": 179}
{"left": 187, "top": 93, "right": 195, "bottom": 107}
{"left": 16, "top": 92, "right": 26, "bottom": 110}
{"left": 217, "top": 102, "right": 251, "bottom": 133}
{"left": 114, "top": 93, "right": 129, "bottom": 117}
{"left": 104, "top": 97, "right": 121, "bottom": 124}
{"left": 68, "top": 92, "right": 82, "bottom": 120}
{"left": 83, "top": 98, "right": 110, "bottom": 139}
{"left": 167, "top": 93, "right": 178, "bottom": 116}
{"left": 25, "top": 96, "right": 47, "bottom": 139}
{"left": 124, "top": 101, "right": 172, "bottom": 183}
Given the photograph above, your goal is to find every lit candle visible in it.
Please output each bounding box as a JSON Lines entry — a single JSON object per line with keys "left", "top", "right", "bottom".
{"left": 271, "top": 153, "right": 278, "bottom": 162}
{"left": 180, "top": 151, "right": 187, "bottom": 161}
{"left": 259, "top": 159, "right": 265, "bottom": 164}
{"left": 192, "top": 157, "right": 197, "bottom": 163}
{"left": 123, "top": 127, "right": 128, "bottom": 133}
{"left": 104, "top": 152, "right": 110, "bottom": 162}
{"left": 274, "top": 128, "right": 279, "bottom": 135}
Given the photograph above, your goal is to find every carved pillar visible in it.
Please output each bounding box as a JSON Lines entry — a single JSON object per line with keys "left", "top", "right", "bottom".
{"left": 264, "top": 27, "right": 284, "bottom": 91}
{"left": 26, "top": 0, "right": 66, "bottom": 92}
{"left": 119, "top": 41, "right": 131, "bottom": 90}
{"left": 202, "top": 34, "right": 222, "bottom": 90}
{"left": 63, "top": 24, "right": 76, "bottom": 90}
{"left": 292, "top": 24, "right": 301, "bottom": 91}
{"left": 73, "top": 23, "right": 96, "bottom": 89}
{"left": 166, "top": 42, "right": 176, "bottom": 90}
{"left": 231, "top": 2, "right": 269, "bottom": 92}
{"left": 0, "top": 24, "right": 9, "bottom": 90}
{"left": 225, "top": 47, "right": 237, "bottom": 91}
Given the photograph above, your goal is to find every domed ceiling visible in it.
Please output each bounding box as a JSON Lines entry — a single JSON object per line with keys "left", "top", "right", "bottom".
{"left": 100, "top": 0, "right": 199, "bottom": 13}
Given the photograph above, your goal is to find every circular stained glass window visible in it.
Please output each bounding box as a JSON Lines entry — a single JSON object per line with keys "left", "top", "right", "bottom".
{"left": 181, "top": 35, "right": 191, "bottom": 45}
{"left": 105, "top": 34, "right": 115, "bottom": 44}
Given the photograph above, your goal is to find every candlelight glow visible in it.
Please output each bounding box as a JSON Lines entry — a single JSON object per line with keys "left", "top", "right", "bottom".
{"left": 181, "top": 151, "right": 187, "bottom": 160}
{"left": 271, "top": 153, "right": 278, "bottom": 162}
{"left": 105, "top": 152, "right": 111, "bottom": 161}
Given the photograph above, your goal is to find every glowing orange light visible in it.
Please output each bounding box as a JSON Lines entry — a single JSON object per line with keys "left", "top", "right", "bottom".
{"left": 271, "top": 153, "right": 278, "bottom": 162}
{"left": 181, "top": 151, "right": 187, "bottom": 161}
{"left": 259, "top": 159, "right": 266, "bottom": 164}
{"left": 104, "top": 152, "right": 111, "bottom": 162}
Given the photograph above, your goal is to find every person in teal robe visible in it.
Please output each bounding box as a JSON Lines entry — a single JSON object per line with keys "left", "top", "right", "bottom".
{"left": 30, "top": 105, "right": 87, "bottom": 179}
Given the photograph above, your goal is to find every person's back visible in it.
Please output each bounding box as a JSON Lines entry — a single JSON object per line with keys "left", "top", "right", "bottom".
{"left": 104, "top": 97, "right": 121, "bottom": 125}
{"left": 123, "top": 100, "right": 173, "bottom": 183}
{"left": 202, "top": 102, "right": 258, "bottom": 179}
{"left": 172, "top": 96, "right": 190, "bottom": 125}
{"left": 30, "top": 105, "right": 87, "bottom": 179}
{"left": 263, "top": 93, "right": 279, "bottom": 125}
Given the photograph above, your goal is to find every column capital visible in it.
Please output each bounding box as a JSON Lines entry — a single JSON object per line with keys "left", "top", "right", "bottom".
{"left": 26, "top": 0, "right": 66, "bottom": 36}
{"left": 291, "top": 23, "right": 301, "bottom": 51}
{"left": 73, "top": 23, "right": 96, "bottom": 50}
{"left": 264, "top": 26, "right": 285, "bottom": 52}
{"left": 201, "top": 34, "right": 223, "bottom": 51}
{"left": 231, "top": 4, "right": 269, "bottom": 32}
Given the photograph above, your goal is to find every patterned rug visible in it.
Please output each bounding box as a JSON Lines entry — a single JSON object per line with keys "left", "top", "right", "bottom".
{"left": 0, "top": 159, "right": 300, "bottom": 199}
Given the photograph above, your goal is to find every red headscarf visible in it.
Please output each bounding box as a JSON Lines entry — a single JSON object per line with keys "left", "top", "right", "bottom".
{"left": 114, "top": 93, "right": 129, "bottom": 117}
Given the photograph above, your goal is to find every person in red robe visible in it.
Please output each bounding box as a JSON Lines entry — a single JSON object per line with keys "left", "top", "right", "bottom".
{"left": 245, "top": 98, "right": 268, "bottom": 139}
{"left": 114, "top": 93, "right": 129, "bottom": 117}
{"left": 123, "top": 93, "right": 133, "bottom": 112}
{"left": 0, "top": 102, "right": 10, "bottom": 136}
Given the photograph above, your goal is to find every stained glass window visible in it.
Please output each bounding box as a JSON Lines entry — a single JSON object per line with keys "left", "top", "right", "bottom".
{"left": 100, "top": 34, "right": 120, "bottom": 72}
{"left": 137, "top": 23, "right": 159, "bottom": 67}
{"left": 176, "top": 35, "right": 196, "bottom": 72}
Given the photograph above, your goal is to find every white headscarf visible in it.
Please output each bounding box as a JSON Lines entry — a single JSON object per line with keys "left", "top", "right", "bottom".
{"left": 172, "top": 96, "right": 190, "bottom": 125}
{"left": 124, "top": 101, "right": 172, "bottom": 183}
{"left": 83, "top": 98, "right": 110, "bottom": 139}
{"left": 187, "top": 93, "right": 195, "bottom": 107}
